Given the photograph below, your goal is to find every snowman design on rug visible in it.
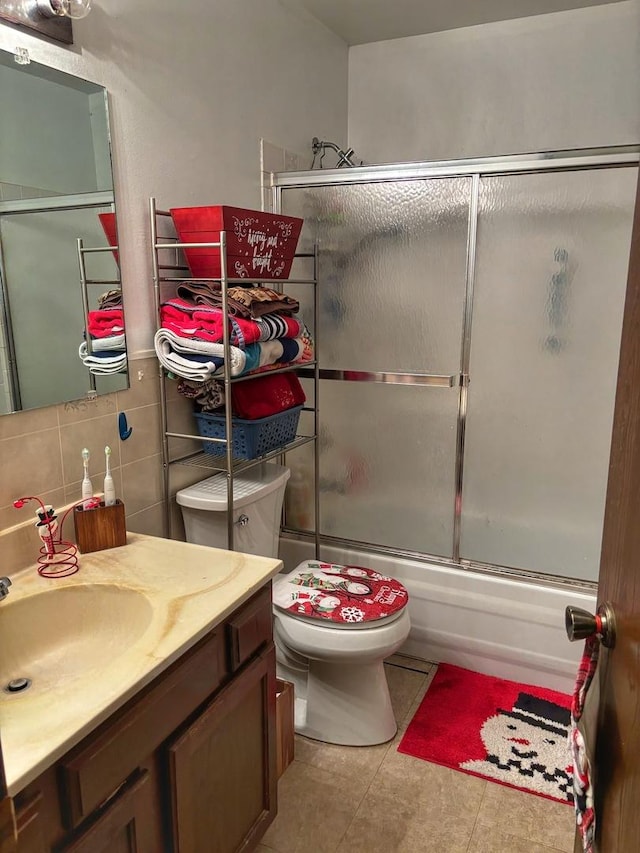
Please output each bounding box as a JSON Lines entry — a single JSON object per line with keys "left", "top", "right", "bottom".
{"left": 461, "top": 692, "right": 573, "bottom": 802}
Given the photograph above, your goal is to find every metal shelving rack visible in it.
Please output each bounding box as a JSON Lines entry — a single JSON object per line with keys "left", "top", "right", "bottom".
{"left": 77, "top": 237, "right": 124, "bottom": 392}
{"left": 149, "top": 197, "right": 320, "bottom": 556}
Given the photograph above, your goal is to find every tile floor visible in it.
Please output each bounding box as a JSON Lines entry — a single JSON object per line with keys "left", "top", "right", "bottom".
{"left": 259, "top": 661, "right": 576, "bottom": 853}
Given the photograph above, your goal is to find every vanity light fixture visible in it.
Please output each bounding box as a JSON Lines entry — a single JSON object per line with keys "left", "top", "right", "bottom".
{"left": 33, "top": 0, "right": 91, "bottom": 19}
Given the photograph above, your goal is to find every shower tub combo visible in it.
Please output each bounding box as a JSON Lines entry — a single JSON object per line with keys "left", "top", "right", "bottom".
{"left": 268, "top": 146, "right": 638, "bottom": 693}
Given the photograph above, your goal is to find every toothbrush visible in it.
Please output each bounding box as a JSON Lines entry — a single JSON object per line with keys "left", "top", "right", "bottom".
{"left": 81, "top": 448, "right": 93, "bottom": 508}
{"left": 103, "top": 446, "right": 116, "bottom": 506}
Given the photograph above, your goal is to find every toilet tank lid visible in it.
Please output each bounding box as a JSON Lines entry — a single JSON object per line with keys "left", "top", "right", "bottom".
{"left": 176, "top": 463, "right": 290, "bottom": 511}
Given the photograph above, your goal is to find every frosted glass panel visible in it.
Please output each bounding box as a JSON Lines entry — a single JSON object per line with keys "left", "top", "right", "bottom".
{"left": 285, "top": 380, "right": 459, "bottom": 558}
{"left": 282, "top": 178, "right": 470, "bottom": 374}
{"left": 461, "top": 168, "right": 637, "bottom": 580}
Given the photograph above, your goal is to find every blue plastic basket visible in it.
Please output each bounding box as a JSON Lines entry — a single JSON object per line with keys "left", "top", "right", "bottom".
{"left": 194, "top": 405, "right": 303, "bottom": 460}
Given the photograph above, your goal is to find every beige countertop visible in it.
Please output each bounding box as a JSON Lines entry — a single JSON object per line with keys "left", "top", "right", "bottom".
{"left": 0, "top": 533, "right": 282, "bottom": 796}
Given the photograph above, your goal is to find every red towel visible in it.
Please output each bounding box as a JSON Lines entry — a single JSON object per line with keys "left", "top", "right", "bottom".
{"left": 231, "top": 373, "right": 305, "bottom": 419}
{"left": 87, "top": 308, "right": 125, "bottom": 337}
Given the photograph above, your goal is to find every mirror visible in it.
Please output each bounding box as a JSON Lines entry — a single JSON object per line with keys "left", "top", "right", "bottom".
{"left": 0, "top": 48, "right": 127, "bottom": 415}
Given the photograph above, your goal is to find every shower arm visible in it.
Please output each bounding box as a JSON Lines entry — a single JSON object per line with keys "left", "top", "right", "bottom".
{"left": 311, "top": 137, "right": 358, "bottom": 169}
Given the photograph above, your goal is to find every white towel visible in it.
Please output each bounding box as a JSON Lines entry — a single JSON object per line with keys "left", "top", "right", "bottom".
{"left": 154, "top": 328, "right": 246, "bottom": 381}
{"left": 90, "top": 333, "right": 126, "bottom": 351}
{"left": 78, "top": 342, "right": 127, "bottom": 375}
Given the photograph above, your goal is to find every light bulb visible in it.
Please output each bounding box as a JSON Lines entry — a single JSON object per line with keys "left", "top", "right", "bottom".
{"left": 59, "top": 0, "right": 91, "bottom": 18}
{"left": 33, "top": 0, "right": 91, "bottom": 18}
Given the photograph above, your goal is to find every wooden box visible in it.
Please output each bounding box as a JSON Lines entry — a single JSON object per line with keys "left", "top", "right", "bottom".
{"left": 169, "top": 206, "right": 303, "bottom": 280}
{"left": 73, "top": 500, "right": 127, "bottom": 553}
{"left": 275, "top": 678, "right": 295, "bottom": 779}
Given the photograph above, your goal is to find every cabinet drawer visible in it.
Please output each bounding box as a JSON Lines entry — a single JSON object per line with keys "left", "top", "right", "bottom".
{"left": 59, "top": 630, "right": 224, "bottom": 830}
{"left": 16, "top": 791, "right": 46, "bottom": 853}
{"left": 58, "top": 770, "right": 155, "bottom": 853}
{"left": 226, "top": 584, "right": 272, "bottom": 672}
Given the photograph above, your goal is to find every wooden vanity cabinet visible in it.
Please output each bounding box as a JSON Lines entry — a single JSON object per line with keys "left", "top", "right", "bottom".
{"left": 12, "top": 583, "right": 276, "bottom": 853}
{"left": 168, "top": 644, "right": 276, "bottom": 853}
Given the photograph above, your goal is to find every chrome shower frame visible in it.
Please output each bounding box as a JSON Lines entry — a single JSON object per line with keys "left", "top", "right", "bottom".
{"left": 270, "top": 144, "right": 640, "bottom": 592}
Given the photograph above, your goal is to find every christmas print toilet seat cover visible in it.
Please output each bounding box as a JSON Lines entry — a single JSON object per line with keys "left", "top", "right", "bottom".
{"left": 273, "top": 560, "right": 408, "bottom": 625}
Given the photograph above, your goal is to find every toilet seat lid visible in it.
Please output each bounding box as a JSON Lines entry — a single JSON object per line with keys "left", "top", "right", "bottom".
{"left": 272, "top": 560, "right": 408, "bottom": 626}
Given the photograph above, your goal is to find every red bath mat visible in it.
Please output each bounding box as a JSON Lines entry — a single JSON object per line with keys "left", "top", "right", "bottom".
{"left": 398, "top": 664, "right": 573, "bottom": 804}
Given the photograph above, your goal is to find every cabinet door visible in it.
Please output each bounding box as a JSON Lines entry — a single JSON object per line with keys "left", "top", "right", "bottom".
{"left": 58, "top": 770, "right": 158, "bottom": 853}
{"left": 168, "top": 643, "right": 277, "bottom": 853}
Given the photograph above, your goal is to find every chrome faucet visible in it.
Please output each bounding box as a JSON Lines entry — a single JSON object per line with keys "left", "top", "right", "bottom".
{"left": 0, "top": 577, "right": 12, "bottom": 600}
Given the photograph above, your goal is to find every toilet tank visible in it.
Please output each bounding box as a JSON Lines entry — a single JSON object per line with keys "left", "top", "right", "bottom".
{"left": 176, "top": 463, "right": 290, "bottom": 558}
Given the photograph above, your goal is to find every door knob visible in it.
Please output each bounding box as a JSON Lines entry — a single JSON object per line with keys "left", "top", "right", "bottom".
{"left": 565, "top": 602, "right": 616, "bottom": 648}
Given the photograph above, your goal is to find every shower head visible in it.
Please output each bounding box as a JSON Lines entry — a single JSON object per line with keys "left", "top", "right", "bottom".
{"left": 311, "top": 137, "right": 361, "bottom": 169}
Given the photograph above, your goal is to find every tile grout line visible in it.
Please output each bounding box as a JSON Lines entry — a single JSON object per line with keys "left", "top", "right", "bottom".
{"left": 331, "top": 749, "right": 383, "bottom": 853}
{"left": 463, "top": 778, "right": 489, "bottom": 852}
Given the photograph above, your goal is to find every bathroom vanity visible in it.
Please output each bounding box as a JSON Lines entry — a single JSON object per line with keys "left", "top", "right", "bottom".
{"left": 0, "top": 534, "right": 281, "bottom": 852}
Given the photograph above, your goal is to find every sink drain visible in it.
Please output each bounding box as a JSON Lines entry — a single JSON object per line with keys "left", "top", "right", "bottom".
{"left": 4, "top": 678, "right": 31, "bottom": 694}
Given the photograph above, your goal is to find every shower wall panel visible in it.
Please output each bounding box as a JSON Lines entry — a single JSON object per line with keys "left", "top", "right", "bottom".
{"left": 282, "top": 178, "right": 471, "bottom": 558}
{"left": 460, "top": 167, "right": 637, "bottom": 580}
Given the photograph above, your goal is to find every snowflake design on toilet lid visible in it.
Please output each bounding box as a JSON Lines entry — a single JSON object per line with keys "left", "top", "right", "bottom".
{"left": 272, "top": 560, "right": 408, "bottom": 625}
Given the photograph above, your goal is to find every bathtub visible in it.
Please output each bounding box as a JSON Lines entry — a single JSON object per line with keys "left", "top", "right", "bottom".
{"left": 279, "top": 534, "right": 596, "bottom": 694}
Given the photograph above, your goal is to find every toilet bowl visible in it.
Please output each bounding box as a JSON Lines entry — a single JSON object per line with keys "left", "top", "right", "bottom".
{"left": 272, "top": 560, "right": 411, "bottom": 746}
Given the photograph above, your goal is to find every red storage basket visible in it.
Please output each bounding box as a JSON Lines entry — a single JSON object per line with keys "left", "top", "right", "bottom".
{"left": 231, "top": 373, "right": 306, "bottom": 420}
{"left": 170, "top": 206, "right": 303, "bottom": 280}
{"left": 98, "top": 212, "right": 119, "bottom": 266}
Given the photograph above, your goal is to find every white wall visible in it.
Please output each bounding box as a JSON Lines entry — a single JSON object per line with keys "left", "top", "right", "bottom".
{"left": 348, "top": 1, "right": 640, "bottom": 164}
{"left": 0, "top": 0, "right": 348, "bottom": 358}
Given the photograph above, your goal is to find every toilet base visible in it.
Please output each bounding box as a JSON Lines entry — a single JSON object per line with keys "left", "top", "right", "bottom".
{"left": 277, "top": 657, "right": 398, "bottom": 746}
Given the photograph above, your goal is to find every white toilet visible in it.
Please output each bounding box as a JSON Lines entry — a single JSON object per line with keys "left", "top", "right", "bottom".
{"left": 177, "top": 465, "right": 411, "bottom": 747}
{"left": 273, "top": 560, "right": 410, "bottom": 746}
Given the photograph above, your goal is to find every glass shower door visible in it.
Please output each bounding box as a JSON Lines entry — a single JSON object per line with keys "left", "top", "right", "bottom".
{"left": 282, "top": 177, "right": 471, "bottom": 558}
{"left": 460, "top": 167, "right": 637, "bottom": 580}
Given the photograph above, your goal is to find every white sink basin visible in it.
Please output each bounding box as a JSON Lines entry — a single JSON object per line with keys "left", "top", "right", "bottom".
{"left": 0, "top": 584, "right": 154, "bottom": 695}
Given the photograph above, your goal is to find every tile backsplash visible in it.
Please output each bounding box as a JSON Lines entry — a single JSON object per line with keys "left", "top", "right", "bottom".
{"left": 0, "top": 356, "right": 166, "bottom": 573}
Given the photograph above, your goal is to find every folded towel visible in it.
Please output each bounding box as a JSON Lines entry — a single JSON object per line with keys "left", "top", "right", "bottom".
{"left": 78, "top": 342, "right": 127, "bottom": 375}
{"left": 176, "top": 282, "right": 299, "bottom": 318}
{"left": 177, "top": 378, "right": 226, "bottom": 411}
{"left": 88, "top": 333, "right": 126, "bottom": 351}
{"left": 155, "top": 326, "right": 313, "bottom": 383}
{"left": 160, "top": 301, "right": 304, "bottom": 347}
{"left": 154, "top": 328, "right": 246, "bottom": 381}
{"left": 98, "top": 289, "right": 123, "bottom": 309}
{"left": 88, "top": 308, "right": 125, "bottom": 338}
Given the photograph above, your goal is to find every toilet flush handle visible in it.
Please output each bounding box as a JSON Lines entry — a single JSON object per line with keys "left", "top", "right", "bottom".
{"left": 236, "top": 514, "right": 249, "bottom": 527}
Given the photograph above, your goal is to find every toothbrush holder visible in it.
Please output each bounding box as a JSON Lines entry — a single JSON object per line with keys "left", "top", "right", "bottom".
{"left": 73, "top": 499, "right": 127, "bottom": 553}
